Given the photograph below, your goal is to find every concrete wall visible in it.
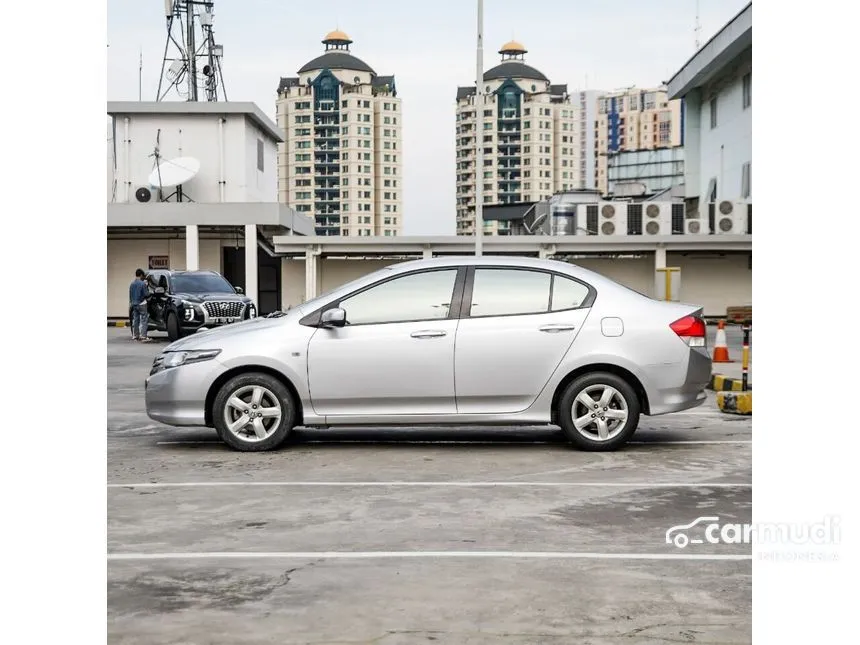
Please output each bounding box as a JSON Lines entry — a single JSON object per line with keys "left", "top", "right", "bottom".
{"left": 107, "top": 238, "right": 223, "bottom": 317}
{"left": 109, "top": 113, "right": 278, "bottom": 204}
{"left": 669, "top": 252, "right": 751, "bottom": 315}
{"left": 274, "top": 253, "right": 750, "bottom": 317}
{"left": 279, "top": 258, "right": 402, "bottom": 309}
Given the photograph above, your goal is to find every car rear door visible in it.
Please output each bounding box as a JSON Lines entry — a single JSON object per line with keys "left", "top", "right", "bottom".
{"left": 306, "top": 267, "right": 466, "bottom": 417}
{"left": 453, "top": 267, "right": 594, "bottom": 414}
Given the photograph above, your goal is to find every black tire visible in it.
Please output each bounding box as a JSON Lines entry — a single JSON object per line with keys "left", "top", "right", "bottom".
{"left": 558, "top": 371, "right": 641, "bottom": 452}
{"left": 212, "top": 372, "right": 296, "bottom": 452}
{"left": 166, "top": 313, "right": 182, "bottom": 342}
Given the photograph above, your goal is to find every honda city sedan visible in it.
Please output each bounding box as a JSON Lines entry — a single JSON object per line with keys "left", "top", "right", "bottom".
{"left": 145, "top": 256, "right": 711, "bottom": 452}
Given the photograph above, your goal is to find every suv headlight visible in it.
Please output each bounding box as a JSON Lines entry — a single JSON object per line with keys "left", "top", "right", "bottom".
{"left": 151, "top": 349, "right": 221, "bottom": 374}
{"left": 181, "top": 300, "right": 200, "bottom": 322}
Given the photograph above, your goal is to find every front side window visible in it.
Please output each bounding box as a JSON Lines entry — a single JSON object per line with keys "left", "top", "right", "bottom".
{"left": 470, "top": 269, "right": 551, "bottom": 317}
{"left": 339, "top": 270, "right": 458, "bottom": 325}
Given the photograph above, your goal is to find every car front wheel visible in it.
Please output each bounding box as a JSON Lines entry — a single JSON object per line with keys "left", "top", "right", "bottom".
{"left": 213, "top": 372, "right": 296, "bottom": 452}
{"left": 558, "top": 372, "right": 641, "bottom": 451}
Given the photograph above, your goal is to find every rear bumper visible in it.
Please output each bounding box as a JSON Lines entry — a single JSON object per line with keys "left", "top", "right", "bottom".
{"left": 644, "top": 347, "right": 712, "bottom": 415}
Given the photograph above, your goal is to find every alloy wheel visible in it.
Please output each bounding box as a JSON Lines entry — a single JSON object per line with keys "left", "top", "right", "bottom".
{"left": 223, "top": 385, "right": 283, "bottom": 442}
{"left": 570, "top": 384, "right": 629, "bottom": 442}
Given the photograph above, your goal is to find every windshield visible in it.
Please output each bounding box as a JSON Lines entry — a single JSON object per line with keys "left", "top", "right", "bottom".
{"left": 171, "top": 273, "right": 236, "bottom": 294}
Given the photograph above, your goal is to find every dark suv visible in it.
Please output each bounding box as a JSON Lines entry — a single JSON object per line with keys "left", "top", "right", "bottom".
{"left": 145, "top": 270, "right": 257, "bottom": 341}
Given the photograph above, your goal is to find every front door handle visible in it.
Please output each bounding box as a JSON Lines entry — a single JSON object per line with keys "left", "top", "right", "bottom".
{"left": 411, "top": 330, "right": 447, "bottom": 339}
{"left": 539, "top": 324, "right": 576, "bottom": 333}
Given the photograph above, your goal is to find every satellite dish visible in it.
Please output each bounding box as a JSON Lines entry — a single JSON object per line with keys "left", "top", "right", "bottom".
{"left": 135, "top": 187, "right": 152, "bottom": 203}
{"left": 149, "top": 156, "right": 200, "bottom": 190}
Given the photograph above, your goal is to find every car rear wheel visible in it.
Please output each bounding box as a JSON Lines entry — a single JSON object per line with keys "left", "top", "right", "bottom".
{"left": 213, "top": 372, "right": 296, "bottom": 452}
{"left": 558, "top": 372, "right": 640, "bottom": 451}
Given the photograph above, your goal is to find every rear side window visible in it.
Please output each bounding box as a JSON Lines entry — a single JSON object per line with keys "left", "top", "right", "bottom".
{"left": 470, "top": 269, "right": 551, "bottom": 317}
{"left": 551, "top": 275, "right": 591, "bottom": 311}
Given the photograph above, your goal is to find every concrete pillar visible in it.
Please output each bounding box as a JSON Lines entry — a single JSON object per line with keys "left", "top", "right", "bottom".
{"left": 423, "top": 246, "right": 433, "bottom": 260}
{"left": 655, "top": 246, "right": 667, "bottom": 270}
{"left": 538, "top": 244, "right": 557, "bottom": 259}
{"left": 304, "top": 247, "right": 319, "bottom": 301}
{"left": 185, "top": 225, "right": 199, "bottom": 270}
{"left": 244, "top": 224, "right": 258, "bottom": 306}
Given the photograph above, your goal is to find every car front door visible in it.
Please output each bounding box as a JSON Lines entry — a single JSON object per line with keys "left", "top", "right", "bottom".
{"left": 454, "top": 267, "right": 594, "bottom": 414}
{"left": 306, "top": 267, "right": 465, "bottom": 417}
{"left": 148, "top": 273, "right": 169, "bottom": 327}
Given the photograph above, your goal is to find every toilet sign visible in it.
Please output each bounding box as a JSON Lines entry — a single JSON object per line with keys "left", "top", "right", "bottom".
{"left": 148, "top": 255, "right": 169, "bottom": 270}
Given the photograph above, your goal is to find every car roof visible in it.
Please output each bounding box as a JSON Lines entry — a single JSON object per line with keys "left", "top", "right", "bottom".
{"left": 385, "top": 256, "right": 623, "bottom": 290}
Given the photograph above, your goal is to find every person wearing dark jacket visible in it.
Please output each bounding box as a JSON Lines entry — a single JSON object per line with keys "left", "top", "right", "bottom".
{"left": 129, "top": 268, "right": 152, "bottom": 342}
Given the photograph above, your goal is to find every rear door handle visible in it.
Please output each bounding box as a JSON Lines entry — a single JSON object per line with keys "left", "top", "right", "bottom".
{"left": 539, "top": 324, "right": 576, "bottom": 333}
{"left": 411, "top": 330, "right": 447, "bottom": 339}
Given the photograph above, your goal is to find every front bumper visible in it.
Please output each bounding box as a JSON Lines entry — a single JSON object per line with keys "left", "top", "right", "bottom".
{"left": 145, "top": 358, "right": 226, "bottom": 427}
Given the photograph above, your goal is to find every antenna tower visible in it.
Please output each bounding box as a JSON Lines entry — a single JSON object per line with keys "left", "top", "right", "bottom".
{"left": 157, "top": 0, "right": 227, "bottom": 102}
{"left": 694, "top": 0, "right": 702, "bottom": 50}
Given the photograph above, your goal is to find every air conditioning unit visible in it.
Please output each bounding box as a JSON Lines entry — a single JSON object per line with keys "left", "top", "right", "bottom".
{"left": 684, "top": 217, "right": 708, "bottom": 235}
{"left": 134, "top": 186, "right": 154, "bottom": 203}
{"left": 714, "top": 201, "right": 749, "bottom": 235}
{"left": 642, "top": 202, "right": 673, "bottom": 235}
{"left": 597, "top": 202, "right": 627, "bottom": 236}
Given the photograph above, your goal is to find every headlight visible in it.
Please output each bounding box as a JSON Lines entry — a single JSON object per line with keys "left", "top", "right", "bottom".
{"left": 159, "top": 349, "right": 221, "bottom": 371}
{"left": 181, "top": 300, "right": 198, "bottom": 322}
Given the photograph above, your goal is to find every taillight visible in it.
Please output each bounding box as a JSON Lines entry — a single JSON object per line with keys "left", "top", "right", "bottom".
{"left": 670, "top": 315, "right": 707, "bottom": 347}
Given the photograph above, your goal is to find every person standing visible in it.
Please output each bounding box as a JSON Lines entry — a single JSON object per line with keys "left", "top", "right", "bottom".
{"left": 129, "top": 268, "right": 152, "bottom": 342}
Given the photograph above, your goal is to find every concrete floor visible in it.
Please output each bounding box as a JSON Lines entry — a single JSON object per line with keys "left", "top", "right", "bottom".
{"left": 107, "top": 328, "right": 752, "bottom": 644}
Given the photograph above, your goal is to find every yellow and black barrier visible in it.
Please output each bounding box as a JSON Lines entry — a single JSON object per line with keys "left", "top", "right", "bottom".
{"left": 715, "top": 323, "right": 752, "bottom": 415}
{"left": 708, "top": 374, "right": 744, "bottom": 392}
{"left": 716, "top": 390, "right": 752, "bottom": 415}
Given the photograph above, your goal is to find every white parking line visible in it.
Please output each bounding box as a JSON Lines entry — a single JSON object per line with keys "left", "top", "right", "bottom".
{"left": 107, "top": 550, "right": 751, "bottom": 562}
{"left": 108, "top": 481, "right": 751, "bottom": 489}
{"left": 154, "top": 439, "right": 751, "bottom": 446}
{"left": 629, "top": 440, "right": 751, "bottom": 445}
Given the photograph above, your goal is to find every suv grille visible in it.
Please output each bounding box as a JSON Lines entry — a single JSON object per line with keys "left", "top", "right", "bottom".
{"left": 204, "top": 301, "right": 245, "bottom": 319}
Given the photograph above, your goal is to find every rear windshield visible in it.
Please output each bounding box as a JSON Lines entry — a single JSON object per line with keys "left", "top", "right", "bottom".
{"left": 171, "top": 274, "right": 235, "bottom": 294}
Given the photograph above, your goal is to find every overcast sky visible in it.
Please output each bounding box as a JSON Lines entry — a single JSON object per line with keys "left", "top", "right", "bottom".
{"left": 107, "top": 0, "right": 748, "bottom": 235}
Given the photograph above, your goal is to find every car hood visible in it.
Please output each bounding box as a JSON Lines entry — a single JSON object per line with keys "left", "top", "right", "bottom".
{"left": 163, "top": 309, "right": 303, "bottom": 352}
{"left": 173, "top": 292, "right": 251, "bottom": 303}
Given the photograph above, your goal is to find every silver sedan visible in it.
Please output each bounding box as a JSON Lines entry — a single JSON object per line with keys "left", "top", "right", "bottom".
{"left": 145, "top": 257, "right": 711, "bottom": 452}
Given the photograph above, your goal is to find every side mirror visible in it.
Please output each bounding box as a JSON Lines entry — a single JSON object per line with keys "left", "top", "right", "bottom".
{"left": 320, "top": 307, "right": 346, "bottom": 328}
{"left": 235, "top": 286, "right": 244, "bottom": 294}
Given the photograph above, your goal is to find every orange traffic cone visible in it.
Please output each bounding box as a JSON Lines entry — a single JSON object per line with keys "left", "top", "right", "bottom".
{"left": 712, "top": 320, "right": 734, "bottom": 363}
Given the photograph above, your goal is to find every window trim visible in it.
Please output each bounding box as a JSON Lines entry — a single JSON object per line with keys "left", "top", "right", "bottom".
{"left": 460, "top": 266, "right": 596, "bottom": 320}
{"left": 300, "top": 267, "right": 468, "bottom": 328}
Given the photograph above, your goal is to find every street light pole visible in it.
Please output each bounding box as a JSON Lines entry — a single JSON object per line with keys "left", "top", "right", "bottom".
{"left": 474, "top": 0, "right": 484, "bottom": 256}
